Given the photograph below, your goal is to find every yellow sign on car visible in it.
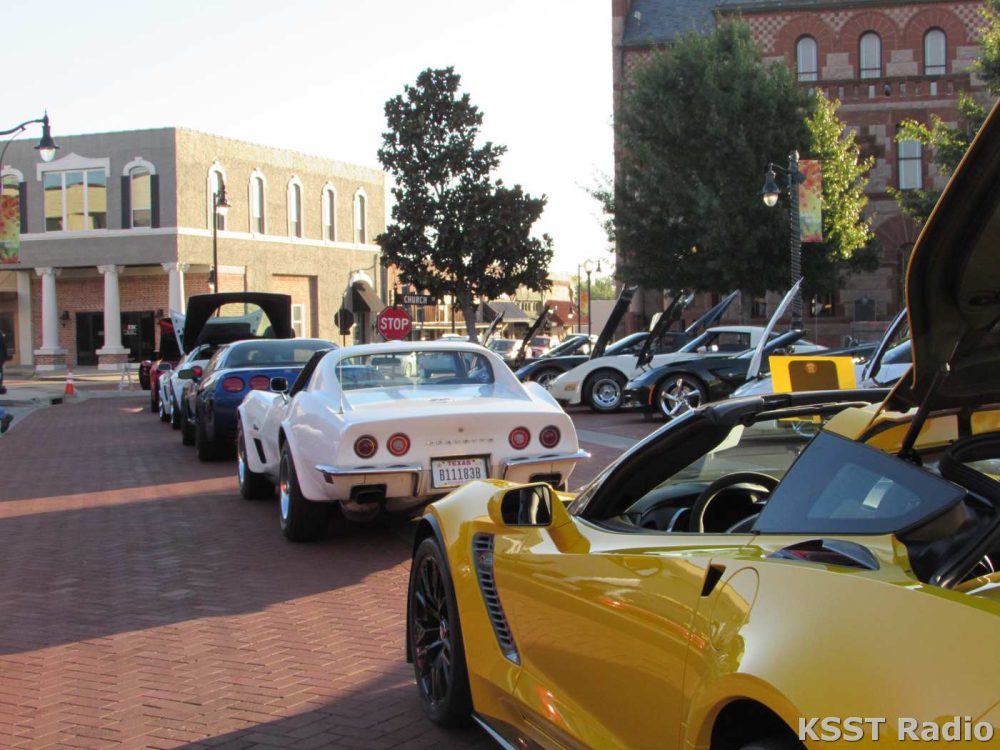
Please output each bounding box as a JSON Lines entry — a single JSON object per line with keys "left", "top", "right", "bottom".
{"left": 769, "top": 354, "right": 857, "bottom": 392}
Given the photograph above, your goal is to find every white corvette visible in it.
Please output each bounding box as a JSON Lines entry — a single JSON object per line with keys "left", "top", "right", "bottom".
{"left": 237, "top": 341, "right": 589, "bottom": 541}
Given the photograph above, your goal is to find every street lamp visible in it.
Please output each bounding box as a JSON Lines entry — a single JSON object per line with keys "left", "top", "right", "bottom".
{"left": 762, "top": 151, "right": 806, "bottom": 329}
{"left": 209, "top": 179, "right": 230, "bottom": 290}
{"left": 0, "top": 112, "right": 59, "bottom": 175}
{"left": 581, "top": 258, "right": 602, "bottom": 336}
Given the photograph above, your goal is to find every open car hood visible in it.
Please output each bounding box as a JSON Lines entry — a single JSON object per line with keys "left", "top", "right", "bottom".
{"left": 899, "top": 99, "right": 1000, "bottom": 409}
{"left": 182, "top": 292, "right": 294, "bottom": 350}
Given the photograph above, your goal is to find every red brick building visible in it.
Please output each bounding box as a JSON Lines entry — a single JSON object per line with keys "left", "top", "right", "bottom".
{"left": 613, "top": 0, "right": 991, "bottom": 343}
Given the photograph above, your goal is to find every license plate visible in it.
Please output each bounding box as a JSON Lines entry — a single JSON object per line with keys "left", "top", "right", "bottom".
{"left": 431, "top": 456, "right": 488, "bottom": 489}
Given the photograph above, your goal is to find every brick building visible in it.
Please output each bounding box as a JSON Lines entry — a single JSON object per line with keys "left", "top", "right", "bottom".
{"left": 613, "top": 0, "right": 991, "bottom": 343}
{"left": 0, "top": 127, "right": 385, "bottom": 369}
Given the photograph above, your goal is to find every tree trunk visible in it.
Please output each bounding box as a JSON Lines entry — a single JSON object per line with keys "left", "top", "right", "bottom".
{"left": 457, "top": 292, "right": 479, "bottom": 343}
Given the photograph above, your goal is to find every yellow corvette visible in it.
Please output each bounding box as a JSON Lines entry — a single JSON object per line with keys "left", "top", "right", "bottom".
{"left": 406, "top": 103, "right": 1000, "bottom": 749}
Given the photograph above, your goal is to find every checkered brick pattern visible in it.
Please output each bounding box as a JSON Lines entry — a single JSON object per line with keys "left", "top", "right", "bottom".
{"left": 747, "top": 14, "right": 791, "bottom": 52}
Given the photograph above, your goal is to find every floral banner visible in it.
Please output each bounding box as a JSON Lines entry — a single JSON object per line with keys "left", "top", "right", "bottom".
{"left": 0, "top": 195, "right": 20, "bottom": 264}
{"left": 798, "top": 159, "right": 823, "bottom": 243}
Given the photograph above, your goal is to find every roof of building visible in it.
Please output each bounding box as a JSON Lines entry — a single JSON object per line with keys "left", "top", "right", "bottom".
{"left": 485, "top": 300, "right": 534, "bottom": 323}
{"left": 621, "top": 0, "right": 719, "bottom": 46}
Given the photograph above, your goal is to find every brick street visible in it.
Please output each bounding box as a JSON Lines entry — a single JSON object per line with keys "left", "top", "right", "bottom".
{"left": 0, "top": 393, "right": 658, "bottom": 749}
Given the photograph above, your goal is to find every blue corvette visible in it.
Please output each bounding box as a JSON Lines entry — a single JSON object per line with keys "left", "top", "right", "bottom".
{"left": 179, "top": 338, "right": 335, "bottom": 461}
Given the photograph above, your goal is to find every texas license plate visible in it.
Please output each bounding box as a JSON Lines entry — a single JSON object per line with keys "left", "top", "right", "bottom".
{"left": 431, "top": 456, "right": 488, "bottom": 489}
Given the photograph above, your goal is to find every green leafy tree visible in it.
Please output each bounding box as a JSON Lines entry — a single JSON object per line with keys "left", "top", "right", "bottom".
{"left": 377, "top": 67, "right": 553, "bottom": 339}
{"left": 891, "top": 0, "right": 1000, "bottom": 221}
{"left": 613, "top": 21, "right": 813, "bottom": 297}
{"left": 801, "top": 92, "right": 879, "bottom": 297}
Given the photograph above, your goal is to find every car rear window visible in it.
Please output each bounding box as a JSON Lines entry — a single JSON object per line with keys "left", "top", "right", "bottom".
{"left": 226, "top": 340, "right": 330, "bottom": 368}
{"left": 336, "top": 350, "right": 495, "bottom": 390}
{"left": 754, "top": 431, "right": 966, "bottom": 535}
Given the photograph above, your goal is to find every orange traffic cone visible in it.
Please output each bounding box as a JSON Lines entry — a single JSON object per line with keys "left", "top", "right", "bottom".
{"left": 64, "top": 368, "right": 76, "bottom": 397}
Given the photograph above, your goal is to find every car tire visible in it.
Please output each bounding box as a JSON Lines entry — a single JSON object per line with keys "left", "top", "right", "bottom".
{"left": 181, "top": 410, "right": 196, "bottom": 446}
{"left": 158, "top": 394, "right": 170, "bottom": 422}
{"left": 585, "top": 370, "right": 626, "bottom": 413}
{"left": 530, "top": 367, "right": 561, "bottom": 387}
{"left": 196, "top": 414, "right": 219, "bottom": 462}
{"left": 279, "top": 444, "right": 329, "bottom": 542}
{"left": 150, "top": 390, "right": 158, "bottom": 413}
{"left": 408, "top": 537, "right": 473, "bottom": 727}
{"left": 238, "top": 423, "right": 274, "bottom": 500}
{"left": 740, "top": 736, "right": 805, "bottom": 750}
{"left": 170, "top": 395, "right": 182, "bottom": 430}
{"left": 655, "top": 374, "right": 708, "bottom": 420}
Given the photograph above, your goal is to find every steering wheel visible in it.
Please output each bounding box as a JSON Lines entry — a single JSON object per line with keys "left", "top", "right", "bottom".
{"left": 688, "top": 471, "right": 779, "bottom": 533}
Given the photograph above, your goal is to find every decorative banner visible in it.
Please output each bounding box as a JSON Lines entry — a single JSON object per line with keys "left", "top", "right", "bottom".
{"left": 0, "top": 194, "right": 20, "bottom": 264}
{"left": 798, "top": 159, "right": 823, "bottom": 243}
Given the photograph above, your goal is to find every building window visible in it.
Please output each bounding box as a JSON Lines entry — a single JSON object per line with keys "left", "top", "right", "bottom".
{"left": 751, "top": 297, "right": 767, "bottom": 319}
{"left": 811, "top": 292, "right": 836, "bottom": 317}
{"left": 43, "top": 169, "right": 107, "bottom": 231}
{"left": 250, "top": 172, "right": 266, "bottom": 234}
{"left": 924, "top": 28, "right": 947, "bottom": 76}
{"left": 796, "top": 36, "right": 818, "bottom": 82}
{"left": 322, "top": 184, "right": 336, "bottom": 241}
{"left": 288, "top": 178, "right": 303, "bottom": 238}
{"left": 291, "top": 303, "right": 306, "bottom": 337}
{"left": 1, "top": 172, "right": 22, "bottom": 233}
{"left": 354, "top": 190, "right": 367, "bottom": 244}
{"left": 898, "top": 138, "right": 923, "bottom": 190}
{"left": 129, "top": 166, "right": 152, "bottom": 228}
{"left": 209, "top": 168, "right": 226, "bottom": 231}
{"left": 859, "top": 32, "right": 882, "bottom": 79}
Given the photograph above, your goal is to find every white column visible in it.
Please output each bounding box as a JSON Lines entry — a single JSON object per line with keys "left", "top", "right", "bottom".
{"left": 16, "top": 270, "right": 33, "bottom": 366}
{"left": 162, "top": 262, "right": 189, "bottom": 314}
{"left": 34, "top": 267, "right": 64, "bottom": 355}
{"left": 96, "top": 265, "right": 127, "bottom": 362}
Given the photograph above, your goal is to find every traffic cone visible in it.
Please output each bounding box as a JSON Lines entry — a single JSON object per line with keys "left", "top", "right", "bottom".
{"left": 64, "top": 368, "right": 76, "bottom": 397}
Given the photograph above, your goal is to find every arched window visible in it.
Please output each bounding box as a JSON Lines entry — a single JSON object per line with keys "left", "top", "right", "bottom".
{"left": 354, "top": 189, "right": 367, "bottom": 244}
{"left": 859, "top": 32, "right": 882, "bottom": 79}
{"left": 250, "top": 171, "right": 266, "bottom": 234}
{"left": 129, "top": 166, "right": 152, "bottom": 228}
{"left": 924, "top": 28, "right": 947, "bottom": 76}
{"left": 288, "top": 177, "right": 303, "bottom": 238}
{"left": 322, "top": 184, "right": 336, "bottom": 242}
{"left": 796, "top": 36, "right": 818, "bottom": 82}
{"left": 208, "top": 166, "right": 226, "bottom": 231}
{"left": 1, "top": 168, "right": 24, "bottom": 234}
{"left": 898, "top": 138, "right": 923, "bottom": 190}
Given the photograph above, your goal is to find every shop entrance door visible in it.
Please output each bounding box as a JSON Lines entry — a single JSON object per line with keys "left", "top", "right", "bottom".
{"left": 75, "top": 312, "right": 104, "bottom": 366}
{"left": 122, "top": 311, "right": 155, "bottom": 362}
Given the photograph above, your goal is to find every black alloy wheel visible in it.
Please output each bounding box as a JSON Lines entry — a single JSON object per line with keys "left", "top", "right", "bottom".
{"left": 408, "top": 537, "right": 472, "bottom": 726}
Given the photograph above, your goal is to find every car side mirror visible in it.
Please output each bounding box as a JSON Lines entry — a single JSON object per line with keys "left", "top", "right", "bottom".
{"left": 177, "top": 366, "right": 202, "bottom": 381}
{"left": 488, "top": 484, "right": 554, "bottom": 527}
{"left": 270, "top": 377, "right": 289, "bottom": 393}
{"left": 156, "top": 362, "right": 173, "bottom": 372}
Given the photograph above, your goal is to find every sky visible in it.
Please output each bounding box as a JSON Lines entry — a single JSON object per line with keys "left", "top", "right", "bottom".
{"left": 5, "top": 0, "right": 615, "bottom": 277}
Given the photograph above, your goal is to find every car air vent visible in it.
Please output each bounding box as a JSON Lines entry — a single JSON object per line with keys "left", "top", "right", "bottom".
{"left": 472, "top": 533, "right": 520, "bottom": 665}
{"left": 769, "top": 539, "right": 880, "bottom": 571}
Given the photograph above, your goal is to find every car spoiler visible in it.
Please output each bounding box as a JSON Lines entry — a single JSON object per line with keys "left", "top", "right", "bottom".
{"left": 591, "top": 284, "right": 639, "bottom": 359}
{"left": 635, "top": 291, "right": 695, "bottom": 369}
{"left": 513, "top": 306, "right": 552, "bottom": 369}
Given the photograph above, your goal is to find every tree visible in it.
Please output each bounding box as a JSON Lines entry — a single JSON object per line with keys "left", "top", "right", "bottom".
{"left": 613, "top": 21, "right": 813, "bottom": 297}
{"left": 376, "top": 67, "right": 553, "bottom": 340}
{"left": 891, "top": 0, "right": 1000, "bottom": 222}
{"left": 801, "top": 92, "right": 879, "bottom": 297}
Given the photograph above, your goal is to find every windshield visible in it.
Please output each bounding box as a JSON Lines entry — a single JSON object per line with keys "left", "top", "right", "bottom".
{"left": 548, "top": 336, "right": 591, "bottom": 356}
{"left": 489, "top": 340, "right": 516, "bottom": 352}
{"left": 606, "top": 332, "right": 647, "bottom": 355}
{"left": 335, "top": 349, "right": 495, "bottom": 390}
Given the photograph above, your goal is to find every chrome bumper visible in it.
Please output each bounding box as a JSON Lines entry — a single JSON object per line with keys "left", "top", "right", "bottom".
{"left": 315, "top": 463, "right": 423, "bottom": 483}
{"left": 501, "top": 449, "right": 591, "bottom": 474}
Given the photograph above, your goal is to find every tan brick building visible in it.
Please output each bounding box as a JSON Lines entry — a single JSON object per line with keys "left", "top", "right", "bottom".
{"left": 0, "top": 127, "right": 386, "bottom": 369}
{"left": 613, "top": 0, "right": 990, "bottom": 343}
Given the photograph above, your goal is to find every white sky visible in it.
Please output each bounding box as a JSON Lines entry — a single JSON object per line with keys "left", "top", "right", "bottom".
{"left": 5, "top": 0, "right": 614, "bottom": 276}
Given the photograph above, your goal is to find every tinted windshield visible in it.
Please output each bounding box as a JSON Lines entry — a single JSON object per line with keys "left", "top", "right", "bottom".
{"left": 226, "top": 339, "right": 330, "bottom": 368}
{"left": 679, "top": 329, "right": 753, "bottom": 354}
{"left": 548, "top": 336, "right": 591, "bottom": 356}
{"left": 336, "top": 350, "right": 495, "bottom": 390}
{"left": 606, "top": 332, "right": 647, "bottom": 355}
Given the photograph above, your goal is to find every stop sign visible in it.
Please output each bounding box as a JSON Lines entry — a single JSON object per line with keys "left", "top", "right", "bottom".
{"left": 376, "top": 306, "right": 412, "bottom": 341}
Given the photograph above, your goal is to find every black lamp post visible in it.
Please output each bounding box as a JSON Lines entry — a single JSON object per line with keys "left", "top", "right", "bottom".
{"left": 0, "top": 112, "right": 59, "bottom": 177}
{"left": 582, "top": 258, "right": 602, "bottom": 336}
{"left": 210, "top": 179, "right": 230, "bottom": 290}
{"left": 762, "top": 151, "right": 806, "bottom": 330}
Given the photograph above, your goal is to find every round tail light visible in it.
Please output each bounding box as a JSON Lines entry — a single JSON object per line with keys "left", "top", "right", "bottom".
{"left": 539, "top": 425, "right": 561, "bottom": 449}
{"left": 508, "top": 427, "right": 531, "bottom": 450}
{"left": 222, "top": 376, "right": 245, "bottom": 393}
{"left": 249, "top": 375, "right": 271, "bottom": 390}
{"left": 354, "top": 435, "right": 378, "bottom": 459}
{"left": 387, "top": 433, "right": 410, "bottom": 457}
{"left": 192, "top": 366, "right": 204, "bottom": 378}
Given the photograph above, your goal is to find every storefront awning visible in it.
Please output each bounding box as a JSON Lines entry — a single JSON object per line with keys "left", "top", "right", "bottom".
{"left": 352, "top": 281, "right": 386, "bottom": 313}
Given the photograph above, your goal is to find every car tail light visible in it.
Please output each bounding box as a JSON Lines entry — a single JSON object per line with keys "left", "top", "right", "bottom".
{"left": 539, "top": 425, "right": 560, "bottom": 449}
{"left": 222, "top": 376, "right": 245, "bottom": 393}
{"left": 354, "top": 435, "right": 378, "bottom": 459}
{"left": 387, "top": 433, "right": 410, "bottom": 457}
{"left": 192, "top": 366, "right": 204, "bottom": 378}
{"left": 249, "top": 375, "right": 271, "bottom": 390}
{"left": 508, "top": 427, "right": 531, "bottom": 450}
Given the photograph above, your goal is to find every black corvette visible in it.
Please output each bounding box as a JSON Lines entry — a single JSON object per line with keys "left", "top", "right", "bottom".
{"left": 623, "top": 329, "right": 810, "bottom": 418}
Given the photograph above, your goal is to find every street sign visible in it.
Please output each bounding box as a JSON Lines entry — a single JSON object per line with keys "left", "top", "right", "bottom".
{"left": 398, "top": 293, "right": 435, "bottom": 306}
{"left": 334, "top": 308, "right": 355, "bottom": 335}
{"left": 376, "top": 306, "right": 412, "bottom": 341}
